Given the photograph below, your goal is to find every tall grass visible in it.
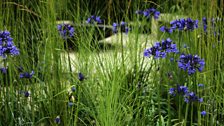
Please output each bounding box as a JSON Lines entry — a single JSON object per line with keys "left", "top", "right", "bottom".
{"left": 0, "top": 0, "right": 223, "bottom": 126}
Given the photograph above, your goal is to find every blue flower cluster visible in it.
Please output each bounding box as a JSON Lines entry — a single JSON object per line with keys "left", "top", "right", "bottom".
{"left": 0, "top": 67, "right": 7, "bottom": 74}
{"left": 20, "top": 70, "right": 35, "bottom": 79}
{"left": 54, "top": 116, "right": 61, "bottom": 124}
{"left": 0, "top": 30, "right": 20, "bottom": 58}
{"left": 78, "top": 72, "right": 85, "bottom": 81}
{"left": 144, "top": 38, "right": 178, "bottom": 59}
{"left": 160, "top": 18, "right": 199, "bottom": 33}
{"left": 86, "top": 15, "right": 103, "bottom": 24}
{"left": 112, "top": 21, "right": 130, "bottom": 34}
{"left": 202, "top": 17, "right": 207, "bottom": 32}
{"left": 136, "top": 8, "right": 160, "bottom": 20}
{"left": 57, "top": 24, "right": 75, "bottom": 39}
{"left": 169, "top": 85, "right": 203, "bottom": 103}
{"left": 202, "top": 17, "right": 221, "bottom": 40}
{"left": 178, "top": 54, "right": 205, "bottom": 75}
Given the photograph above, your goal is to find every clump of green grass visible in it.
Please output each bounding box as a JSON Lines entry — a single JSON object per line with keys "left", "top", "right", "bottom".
{"left": 0, "top": 0, "right": 223, "bottom": 126}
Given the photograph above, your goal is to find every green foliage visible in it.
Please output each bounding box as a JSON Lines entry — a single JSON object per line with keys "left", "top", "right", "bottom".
{"left": 0, "top": 0, "right": 223, "bottom": 126}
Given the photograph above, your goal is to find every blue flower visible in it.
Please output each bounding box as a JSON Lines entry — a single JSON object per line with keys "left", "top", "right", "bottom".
{"left": 160, "top": 26, "right": 173, "bottom": 33}
{"left": 184, "top": 91, "right": 202, "bottom": 103}
{"left": 186, "top": 18, "right": 198, "bottom": 30}
{"left": 68, "top": 102, "right": 74, "bottom": 107}
{"left": 78, "top": 72, "right": 84, "bottom": 81}
{"left": 170, "top": 58, "right": 174, "bottom": 62}
{"left": 120, "top": 21, "right": 126, "bottom": 26}
{"left": 170, "top": 18, "right": 198, "bottom": 31}
{"left": 24, "top": 91, "right": 30, "bottom": 97}
{"left": 57, "top": 24, "right": 75, "bottom": 39}
{"left": 54, "top": 116, "right": 61, "bottom": 124}
{"left": 198, "top": 83, "right": 204, "bottom": 87}
{"left": 153, "top": 11, "right": 160, "bottom": 19}
{"left": 0, "top": 30, "right": 19, "bottom": 58}
{"left": 201, "top": 111, "right": 206, "bottom": 116}
{"left": 169, "top": 85, "right": 189, "bottom": 97}
{"left": 178, "top": 54, "right": 205, "bottom": 75}
{"left": 112, "top": 23, "right": 118, "bottom": 33}
{"left": 198, "top": 98, "right": 203, "bottom": 103}
{"left": 202, "top": 17, "right": 207, "bottom": 32}
{"left": 169, "top": 88, "right": 176, "bottom": 96}
{"left": 86, "top": 15, "right": 103, "bottom": 24}
{"left": 71, "top": 86, "right": 76, "bottom": 92}
{"left": 144, "top": 43, "right": 161, "bottom": 58}
{"left": 0, "top": 67, "right": 7, "bottom": 74}
{"left": 177, "top": 85, "right": 189, "bottom": 94}
{"left": 112, "top": 22, "right": 130, "bottom": 34}
{"left": 136, "top": 8, "right": 160, "bottom": 20}
{"left": 184, "top": 97, "right": 189, "bottom": 103}
{"left": 144, "top": 38, "right": 178, "bottom": 59}
{"left": 20, "top": 71, "right": 35, "bottom": 79}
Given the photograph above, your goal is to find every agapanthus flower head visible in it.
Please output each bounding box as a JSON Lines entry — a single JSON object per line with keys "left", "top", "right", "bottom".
{"left": 186, "top": 92, "right": 198, "bottom": 102}
{"left": 169, "top": 88, "right": 176, "bottom": 96}
{"left": 137, "top": 8, "right": 160, "bottom": 20}
{"left": 57, "top": 24, "right": 75, "bottom": 39}
{"left": 144, "top": 43, "right": 162, "bottom": 59}
{"left": 24, "top": 91, "right": 30, "bottom": 97}
{"left": 178, "top": 54, "right": 205, "bottom": 75}
{"left": 78, "top": 72, "right": 84, "bottom": 81}
{"left": 170, "top": 85, "right": 203, "bottom": 103}
{"left": 68, "top": 102, "right": 74, "bottom": 107}
{"left": 144, "top": 38, "right": 178, "bottom": 59}
{"left": 0, "top": 30, "right": 20, "bottom": 58}
{"left": 198, "top": 83, "right": 204, "bottom": 87}
{"left": 198, "top": 98, "right": 203, "bottom": 103}
{"left": 182, "top": 91, "right": 204, "bottom": 103}
{"left": 202, "top": 17, "right": 207, "bottom": 32}
{"left": 160, "top": 38, "right": 179, "bottom": 53}
{"left": 170, "top": 58, "right": 174, "bottom": 62}
{"left": 169, "top": 85, "right": 189, "bottom": 97}
{"left": 125, "top": 27, "right": 130, "bottom": 34}
{"left": 186, "top": 18, "right": 198, "bottom": 30}
{"left": 153, "top": 11, "right": 160, "bottom": 19}
{"left": 112, "top": 23, "right": 118, "bottom": 33}
{"left": 201, "top": 111, "right": 206, "bottom": 116}
{"left": 71, "top": 86, "right": 76, "bottom": 92}
{"left": 0, "top": 67, "right": 7, "bottom": 74}
{"left": 169, "top": 18, "right": 198, "bottom": 31}
{"left": 86, "top": 15, "right": 103, "bottom": 24}
{"left": 54, "top": 116, "right": 61, "bottom": 124}
{"left": 120, "top": 21, "right": 126, "bottom": 26}
{"left": 112, "top": 22, "right": 130, "bottom": 34}
{"left": 160, "top": 26, "right": 173, "bottom": 33}
{"left": 20, "top": 70, "right": 35, "bottom": 79}
{"left": 177, "top": 85, "right": 189, "bottom": 94}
